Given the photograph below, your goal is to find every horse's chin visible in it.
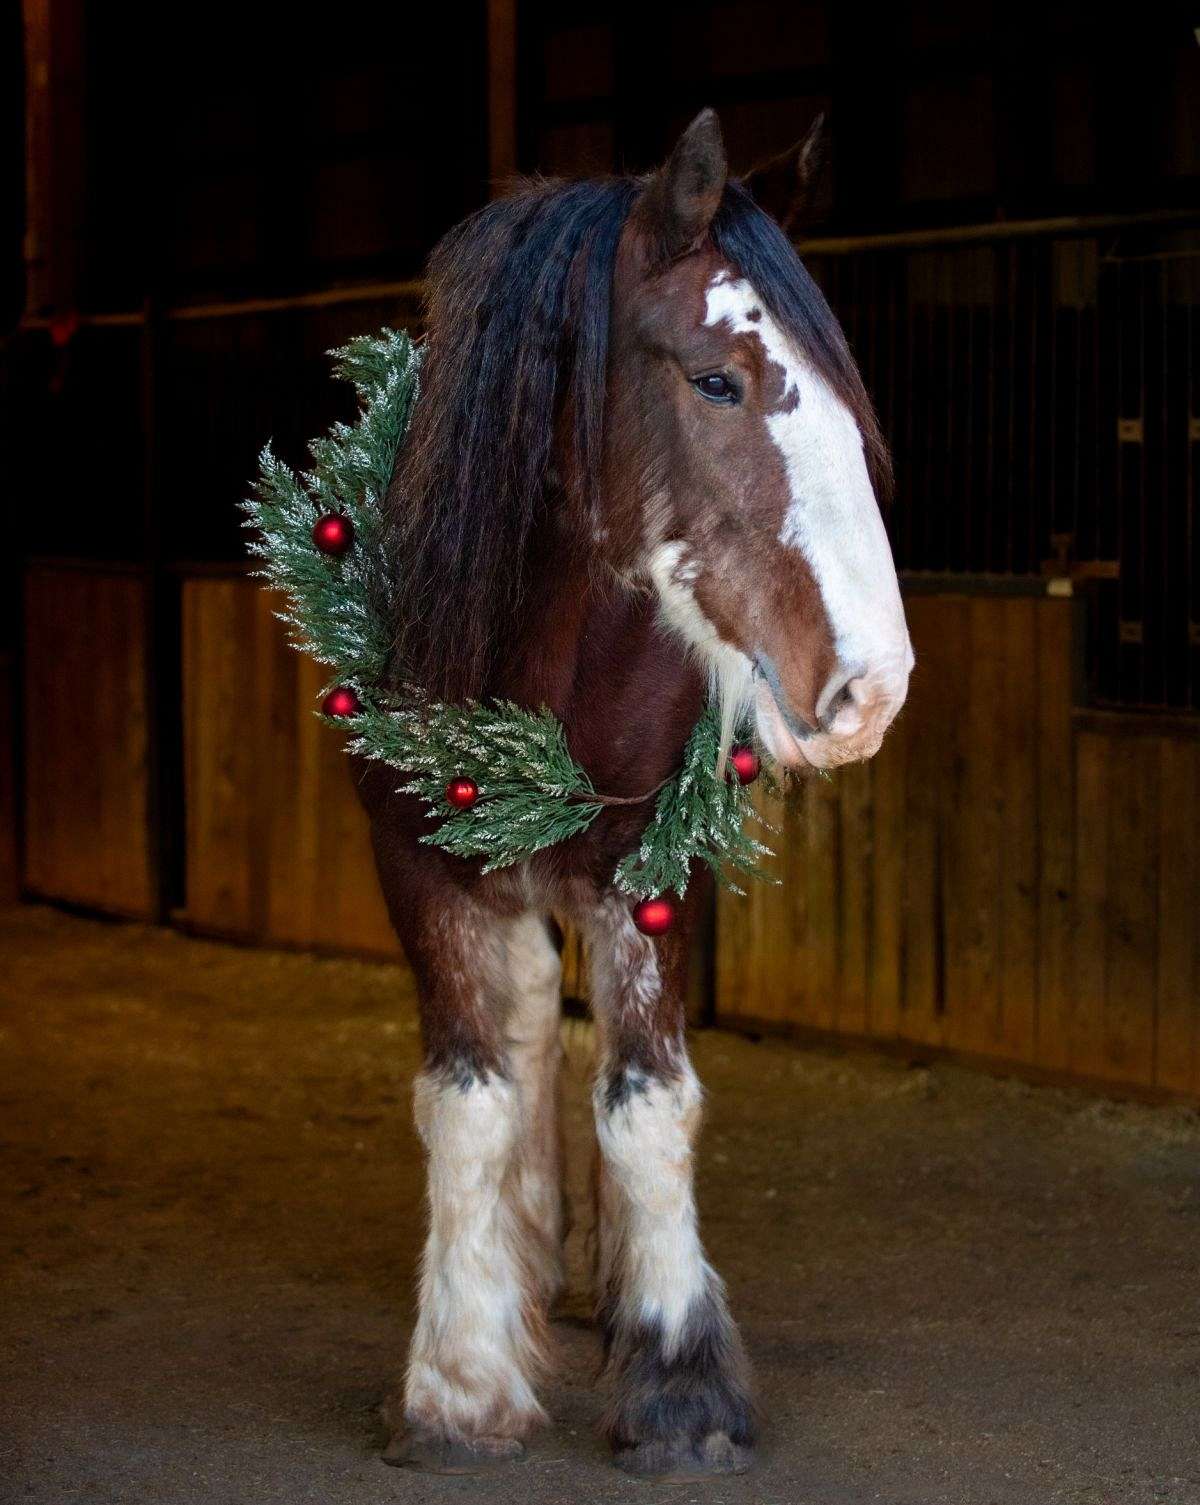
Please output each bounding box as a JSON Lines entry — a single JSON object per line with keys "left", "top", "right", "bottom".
{"left": 752, "top": 681, "right": 811, "bottom": 769}
{"left": 753, "top": 681, "right": 888, "bottom": 773}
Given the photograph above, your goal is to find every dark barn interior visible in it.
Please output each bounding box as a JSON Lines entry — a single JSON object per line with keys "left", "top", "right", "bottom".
{"left": 3, "top": 5, "right": 1200, "bottom": 1502}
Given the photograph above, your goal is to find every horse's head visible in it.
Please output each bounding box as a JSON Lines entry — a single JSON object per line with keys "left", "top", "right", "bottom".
{"left": 603, "top": 110, "right": 912, "bottom": 770}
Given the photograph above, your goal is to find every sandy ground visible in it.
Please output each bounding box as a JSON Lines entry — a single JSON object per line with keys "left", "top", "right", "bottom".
{"left": 1, "top": 904, "right": 1198, "bottom": 1505}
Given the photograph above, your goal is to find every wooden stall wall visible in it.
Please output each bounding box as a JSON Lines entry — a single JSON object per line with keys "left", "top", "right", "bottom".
{"left": 180, "top": 574, "right": 400, "bottom": 958}
{"left": 22, "top": 565, "right": 157, "bottom": 918}
{"left": 716, "top": 593, "right": 1200, "bottom": 1101}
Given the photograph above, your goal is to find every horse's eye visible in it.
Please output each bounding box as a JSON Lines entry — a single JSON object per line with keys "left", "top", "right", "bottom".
{"left": 692, "top": 372, "right": 739, "bottom": 404}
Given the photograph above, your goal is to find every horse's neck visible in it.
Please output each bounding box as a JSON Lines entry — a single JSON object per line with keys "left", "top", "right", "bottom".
{"left": 494, "top": 543, "right": 707, "bottom": 798}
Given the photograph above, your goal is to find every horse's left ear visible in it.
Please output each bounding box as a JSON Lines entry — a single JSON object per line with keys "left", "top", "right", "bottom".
{"left": 640, "top": 108, "right": 728, "bottom": 260}
{"left": 741, "top": 113, "right": 826, "bottom": 235}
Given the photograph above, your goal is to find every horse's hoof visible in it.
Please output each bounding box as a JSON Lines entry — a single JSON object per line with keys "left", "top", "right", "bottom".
{"left": 614, "top": 1430, "right": 754, "bottom": 1481}
{"left": 382, "top": 1428, "right": 526, "bottom": 1474}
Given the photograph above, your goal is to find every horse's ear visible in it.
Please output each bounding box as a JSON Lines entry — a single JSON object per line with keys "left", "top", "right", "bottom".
{"left": 640, "top": 108, "right": 728, "bottom": 260}
{"left": 741, "top": 113, "right": 826, "bottom": 235}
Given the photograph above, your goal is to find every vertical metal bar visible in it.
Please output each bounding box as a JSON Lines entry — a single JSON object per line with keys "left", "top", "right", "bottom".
{"left": 486, "top": 0, "right": 519, "bottom": 189}
{"left": 866, "top": 254, "right": 879, "bottom": 422}
{"left": 985, "top": 243, "right": 997, "bottom": 571}
{"left": 1048, "top": 240, "right": 1059, "bottom": 563}
{"left": 1028, "top": 241, "right": 1040, "bottom": 572}
{"left": 944, "top": 250, "right": 956, "bottom": 570}
{"left": 1006, "top": 242, "right": 1017, "bottom": 573}
{"left": 1186, "top": 252, "right": 1192, "bottom": 710}
{"left": 1108, "top": 257, "right": 1120, "bottom": 698}
{"left": 1160, "top": 255, "right": 1170, "bottom": 707}
{"left": 1093, "top": 242, "right": 1104, "bottom": 564}
{"left": 139, "top": 296, "right": 165, "bottom": 920}
{"left": 1071, "top": 238, "right": 1083, "bottom": 557}
{"left": 925, "top": 254, "right": 936, "bottom": 568}
{"left": 904, "top": 251, "right": 916, "bottom": 569}
{"left": 1139, "top": 259, "right": 1148, "bottom": 706}
{"left": 1189, "top": 253, "right": 1196, "bottom": 710}
{"left": 963, "top": 247, "right": 975, "bottom": 571}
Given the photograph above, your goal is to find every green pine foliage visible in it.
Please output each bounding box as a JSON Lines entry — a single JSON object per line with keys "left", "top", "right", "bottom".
{"left": 243, "top": 328, "right": 421, "bottom": 691}
{"left": 242, "top": 327, "right": 775, "bottom": 900}
{"left": 614, "top": 705, "right": 775, "bottom": 898}
{"left": 346, "top": 696, "right": 603, "bottom": 871}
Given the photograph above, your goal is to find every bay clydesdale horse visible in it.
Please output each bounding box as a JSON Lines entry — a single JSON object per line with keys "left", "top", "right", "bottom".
{"left": 356, "top": 108, "right": 913, "bottom": 1479}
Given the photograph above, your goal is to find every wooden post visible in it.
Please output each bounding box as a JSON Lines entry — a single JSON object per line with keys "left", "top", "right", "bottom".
{"left": 487, "top": 0, "right": 518, "bottom": 193}
{"left": 21, "top": 0, "right": 85, "bottom": 318}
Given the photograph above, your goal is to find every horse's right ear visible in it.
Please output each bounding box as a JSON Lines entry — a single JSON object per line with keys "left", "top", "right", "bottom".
{"left": 741, "top": 113, "right": 826, "bottom": 235}
{"left": 639, "top": 109, "right": 728, "bottom": 261}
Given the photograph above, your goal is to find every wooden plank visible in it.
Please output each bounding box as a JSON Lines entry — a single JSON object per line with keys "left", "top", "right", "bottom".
{"left": 1101, "top": 734, "right": 1159, "bottom": 1084}
{"left": 181, "top": 578, "right": 402, "bottom": 958}
{"left": 800, "top": 769, "right": 840, "bottom": 1032}
{"left": 262, "top": 625, "right": 312, "bottom": 945}
{"left": 181, "top": 578, "right": 260, "bottom": 936}
{"left": 1071, "top": 731, "right": 1111, "bottom": 1080}
{"left": 23, "top": 567, "right": 155, "bottom": 917}
{"left": 774, "top": 781, "right": 807, "bottom": 1026}
{"left": 1154, "top": 739, "right": 1199, "bottom": 1094}
{"left": 836, "top": 763, "right": 872, "bottom": 1036}
{"left": 867, "top": 710, "right": 906, "bottom": 1040}
{"left": 714, "top": 781, "right": 783, "bottom": 1022}
{"left": 755, "top": 781, "right": 803, "bottom": 1026}
{"left": 945, "top": 596, "right": 1004, "bottom": 1054}
{"left": 896, "top": 596, "right": 960, "bottom": 1048}
{"left": 1033, "top": 599, "right": 1076, "bottom": 1071}
{"left": 996, "top": 599, "right": 1038, "bottom": 1061}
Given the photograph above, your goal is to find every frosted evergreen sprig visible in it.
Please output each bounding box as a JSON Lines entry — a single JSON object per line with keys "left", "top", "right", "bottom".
{"left": 242, "top": 327, "right": 775, "bottom": 899}
{"left": 243, "top": 329, "right": 420, "bottom": 689}
{"left": 614, "top": 704, "right": 776, "bottom": 898}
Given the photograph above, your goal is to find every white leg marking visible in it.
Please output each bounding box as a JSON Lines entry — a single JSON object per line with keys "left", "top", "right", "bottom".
{"left": 585, "top": 898, "right": 714, "bottom": 1356}
{"left": 406, "top": 1070, "right": 547, "bottom": 1440}
{"left": 502, "top": 914, "right": 565, "bottom": 1304}
{"left": 595, "top": 1059, "right": 714, "bottom": 1355}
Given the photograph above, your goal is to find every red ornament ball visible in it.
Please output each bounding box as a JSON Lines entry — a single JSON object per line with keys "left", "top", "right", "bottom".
{"left": 322, "top": 686, "right": 361, "bottom": 718}
{"left": 312, "top": 512, "right": 355, "bottom": 557}
{"left": 445, "top": 776, "right": 479, "bottom": 811}
{"left": 632, "top": 895, "right": 675, "bottom": 937}
{"left": 728, "top": 744, "right": 761, "bottom": 785}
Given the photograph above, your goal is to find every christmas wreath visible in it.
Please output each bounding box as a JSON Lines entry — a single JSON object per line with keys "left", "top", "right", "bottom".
{"left": 242, "top": 329, "right": 774, "bottom": 931}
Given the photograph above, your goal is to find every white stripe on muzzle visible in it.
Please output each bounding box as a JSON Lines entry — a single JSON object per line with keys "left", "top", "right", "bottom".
{"left": 703, "top": 273, "right": 912, "bottom": 705}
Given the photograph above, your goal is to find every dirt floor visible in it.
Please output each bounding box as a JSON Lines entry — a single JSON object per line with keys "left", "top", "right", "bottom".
{"left": 1, "top": 904, "right": 1198, "bottom": 1505}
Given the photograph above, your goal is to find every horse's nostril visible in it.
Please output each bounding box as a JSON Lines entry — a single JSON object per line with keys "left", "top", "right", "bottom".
{"left": 816, "top": 667, "right": 866, "bottom": 733}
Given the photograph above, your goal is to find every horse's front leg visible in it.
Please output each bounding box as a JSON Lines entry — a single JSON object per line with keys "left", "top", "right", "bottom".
{"left": 586, "top": 892, "right": 755, "bottom": 1480}
{"left": 378, "top": 887, "right": 559, "bottom": 1473}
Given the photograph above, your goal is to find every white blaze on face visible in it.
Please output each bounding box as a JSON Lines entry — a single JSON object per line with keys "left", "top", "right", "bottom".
{"left": 703, "top": 272, "right": 912, "bottom": 718}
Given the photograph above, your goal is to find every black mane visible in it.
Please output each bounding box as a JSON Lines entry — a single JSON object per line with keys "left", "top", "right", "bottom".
{"left": 385, "top": 174, "right": 890, "bottom": 702}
